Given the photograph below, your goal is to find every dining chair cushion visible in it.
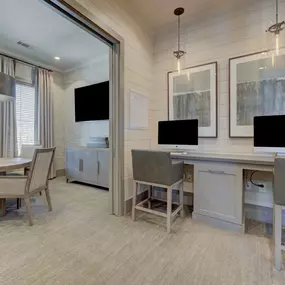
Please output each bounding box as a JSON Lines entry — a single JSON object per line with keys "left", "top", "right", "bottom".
{"left": 0, "top": 178, "right": 26, "bottom": 196}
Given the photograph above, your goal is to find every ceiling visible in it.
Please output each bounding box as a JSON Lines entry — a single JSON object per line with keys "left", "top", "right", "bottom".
{"left": 126, "top": 0, "right": 263, "bottom": 28}
{"left": 0, "top": 0, "right": 109, "bottom": 72}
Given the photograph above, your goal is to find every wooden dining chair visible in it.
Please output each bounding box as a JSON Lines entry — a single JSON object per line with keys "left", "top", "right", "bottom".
{"left": 0, "top": 147, "right": 56, "bottom": 225}
{"left": 21, "top": 144, "right": 43, "bottom": 175}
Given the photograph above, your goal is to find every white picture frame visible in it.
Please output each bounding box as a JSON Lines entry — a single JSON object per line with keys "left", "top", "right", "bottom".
{"left": 168, "top": 62, "right": 217, "bottom": 138}
{"left": 229, "top": 49, "right": 285, "bottom": 137}
{"left": 129, "top": 90, "right": 148, "bottom": 130}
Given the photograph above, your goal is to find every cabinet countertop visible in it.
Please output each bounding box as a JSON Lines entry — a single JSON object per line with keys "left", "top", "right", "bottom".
{"left": 171, "top": 152, "right": 275, "bottom": 166}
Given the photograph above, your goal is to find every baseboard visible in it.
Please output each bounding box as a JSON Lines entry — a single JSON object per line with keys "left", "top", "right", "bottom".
{"left": 192, "top": 212, "right": 245, "bottom": 233}
{"left": 56, "top": 169, "right": 65, "bottom": 177}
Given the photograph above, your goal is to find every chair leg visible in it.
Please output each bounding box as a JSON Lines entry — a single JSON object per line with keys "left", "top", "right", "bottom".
{"left": 148, "top": 186, "right": 152, "bottom": 209}
{"left": 0, "top": 198, "right": 6, "bottom": 216}
{"left": 45, "top": 188, "right": 52, "bottom": 211}
{"left": 179, "top": 181, "right": 185, "bottom": 218}
{"left": 167, "top": 186, "right": 172, "bottom": 234}
{"left": 132, "top": 181, "right": 137, "bottom": 221}
{"left": 24, "top": 198, "right": 33, "bottom": 226}
{"left": 17, "top": 198, "right": 22, "bottom": 209}
{"left": 274, "top": 204, "right": 282, "bottom": 271}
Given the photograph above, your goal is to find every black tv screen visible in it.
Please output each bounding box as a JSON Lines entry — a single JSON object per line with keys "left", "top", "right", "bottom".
{"left": 158, "top": 120, "right": 198, "bottom": 145}
{"left": 74, "top": 81, "right": 109, "bottom": 122}
{"left": 254, "top": 115, "right": 285, "bottom": 148}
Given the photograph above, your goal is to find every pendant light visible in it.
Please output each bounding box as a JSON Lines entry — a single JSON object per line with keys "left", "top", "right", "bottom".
{"left": 0, "top": 72, "right": 16, "bottom": 102}
{"left": 266, "top": 0, "right": 285, "bottom": 56}
{"left": 173, "top": 7, "right": 186, "bottom": 74}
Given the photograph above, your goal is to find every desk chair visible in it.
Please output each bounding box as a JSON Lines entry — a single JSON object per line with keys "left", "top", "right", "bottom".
{"left": 131, "top": 150, "right": 184, "bottom": 233}
{"left": 273, "top": 157, "right": 285, "bottom": 270}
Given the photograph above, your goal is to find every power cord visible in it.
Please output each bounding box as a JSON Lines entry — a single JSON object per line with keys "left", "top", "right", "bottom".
{"left": 249, "top": 170, "right": 264, "bottom": 188}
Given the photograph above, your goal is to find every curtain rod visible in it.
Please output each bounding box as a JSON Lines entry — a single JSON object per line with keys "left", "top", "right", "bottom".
{"left": 0, "top": 52, "right": 53, "bottom": 72}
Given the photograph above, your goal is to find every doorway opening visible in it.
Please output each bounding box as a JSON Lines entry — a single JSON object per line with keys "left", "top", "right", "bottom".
{"left": 43, "top": 0, "right": 125, "bottom": 216}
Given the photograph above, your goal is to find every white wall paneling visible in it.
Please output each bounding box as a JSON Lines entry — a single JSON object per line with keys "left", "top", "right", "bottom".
{"left": 152, "top": 0, "right": 285, "bottom": 154}
{"left": 63, "top": 55, "right": 110, "bottom": 147}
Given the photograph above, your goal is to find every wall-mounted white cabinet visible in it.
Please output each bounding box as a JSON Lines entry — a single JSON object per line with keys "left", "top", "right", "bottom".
{"left": 66, "top": 147, "right": 109, "bottom": 188}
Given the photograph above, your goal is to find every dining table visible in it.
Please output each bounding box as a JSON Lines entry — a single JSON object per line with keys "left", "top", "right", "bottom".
{"left": 0, "top": 157, "right": 32, "bottom": 216}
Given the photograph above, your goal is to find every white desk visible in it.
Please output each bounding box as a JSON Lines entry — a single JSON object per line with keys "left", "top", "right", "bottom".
{"left": 171, "top": 152, "right": 275, "bottom": 233}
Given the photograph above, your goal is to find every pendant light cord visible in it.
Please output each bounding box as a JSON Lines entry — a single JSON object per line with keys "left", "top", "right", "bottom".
{"left": 177, "top": 15, "right": 181, "bottom": 52}
{"left": 276, "top": 0, "right": 279, "bottom": 25}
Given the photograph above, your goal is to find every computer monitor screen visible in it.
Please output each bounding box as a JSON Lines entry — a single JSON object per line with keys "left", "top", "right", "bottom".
{"left": 158, "top": 119, "right": 198, "bottom": 149}
{"left": 254, "top": 115, "right": 285, "bottom": 153}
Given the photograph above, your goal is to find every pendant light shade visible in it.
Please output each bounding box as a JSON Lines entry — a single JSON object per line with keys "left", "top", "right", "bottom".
{"left": 0, "top": 72, "right": 16, "bottom": 102}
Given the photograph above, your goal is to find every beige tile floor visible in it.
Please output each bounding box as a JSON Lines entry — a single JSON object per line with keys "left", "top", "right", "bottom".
{"left": 0, "top": 177, "right": 284, "bottom": 285}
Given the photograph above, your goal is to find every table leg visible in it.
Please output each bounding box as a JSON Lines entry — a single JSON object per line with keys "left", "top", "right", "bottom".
{"left": 0, "top": 199, "right": 6, "bottom": 216}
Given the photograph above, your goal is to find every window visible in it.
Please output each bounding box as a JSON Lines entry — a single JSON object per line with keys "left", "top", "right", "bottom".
{"left": 16, "top": 83, "right": 36, "bottom": 156}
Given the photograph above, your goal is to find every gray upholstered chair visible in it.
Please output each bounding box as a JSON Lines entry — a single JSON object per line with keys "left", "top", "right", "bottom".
{"left": 0, "top": 147, "right": 55, "bottom": 226}
{"left": 131, "top": 149, "right": 184, "bottom": 233}
{"left": 273, "top": 157, "right": 285, "bottom": 270}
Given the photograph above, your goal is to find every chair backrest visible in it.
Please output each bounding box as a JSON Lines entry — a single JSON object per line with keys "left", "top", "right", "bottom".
{"left": 274, "top": 157, "right": 285, "bottom": 206}
{"left": 21, "top": 144, "right": 42, "bottom": 159}
{"left": 25, "top": 147, "right": 56, "bottom": 194}
{"left": 131, "top": 149, "right": 173, "bottom": 185}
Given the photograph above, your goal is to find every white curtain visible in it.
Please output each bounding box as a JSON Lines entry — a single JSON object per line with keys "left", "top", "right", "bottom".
{"left": 38, "top": 69, "right": 56, "bottom": 178}
{"left": 0, "top": 56, "right": 17, "bottom": 158}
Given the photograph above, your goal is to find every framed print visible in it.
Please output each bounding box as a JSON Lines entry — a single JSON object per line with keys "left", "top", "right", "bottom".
{"left": 229, "top": 49, "right": 285, "bottom": 137}
{"left": 168, "top": 62, "right": 217, "bottom": 138}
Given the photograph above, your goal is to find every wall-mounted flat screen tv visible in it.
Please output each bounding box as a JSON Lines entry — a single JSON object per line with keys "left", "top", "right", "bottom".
{"left": 74, "top": 81, "right": 109, "bottom": 122}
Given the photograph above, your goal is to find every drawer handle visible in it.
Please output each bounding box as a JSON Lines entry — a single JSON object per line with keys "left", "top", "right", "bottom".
{"left": 208, "top": 170, "right": 226, "bottom": 175}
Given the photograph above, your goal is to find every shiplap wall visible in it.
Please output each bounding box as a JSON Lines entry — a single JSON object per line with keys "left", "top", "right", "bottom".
{"left": 152, "top": 0, "right": 285, "bottom": 154}
{"left": 63, "top": 55, "right": 109, "bottom": 147}
{"left": 74, "top": 0, "right": 154, "bottom": 200}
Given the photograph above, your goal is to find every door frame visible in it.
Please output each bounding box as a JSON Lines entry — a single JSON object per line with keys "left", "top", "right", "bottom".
{"left": 42, "top": 0, "right": 125, "bottom": 216}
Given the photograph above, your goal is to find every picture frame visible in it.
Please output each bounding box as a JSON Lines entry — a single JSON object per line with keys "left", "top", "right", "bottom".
{"left": 229, "top": 49, "right": 285, "bottom": 137}
{"left": 168, "top": 62, "right": 218, "bottom": 138}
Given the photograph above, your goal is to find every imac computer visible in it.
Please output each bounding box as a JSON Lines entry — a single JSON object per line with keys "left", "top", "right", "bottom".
{"left": 254, "top": 115, "right": 285, "bottom": 153}
{"left": 158, "top": 119, "right": 198, "bottom": 151}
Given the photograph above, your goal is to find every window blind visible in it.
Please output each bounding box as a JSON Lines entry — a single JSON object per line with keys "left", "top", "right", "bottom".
{"left": 16, "top": 83, "right": 36, "bottom": 156}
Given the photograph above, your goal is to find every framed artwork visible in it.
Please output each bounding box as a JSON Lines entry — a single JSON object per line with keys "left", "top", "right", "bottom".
{"left": 168, "top": 62, "right": 217, "bottom": 138}
{"left": 229, "top": 49, "right": 285, "bottom": 137}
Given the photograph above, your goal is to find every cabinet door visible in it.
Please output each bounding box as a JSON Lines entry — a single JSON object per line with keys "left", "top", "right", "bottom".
{"left": 81, "top": 149, "right": 98, "bottom": 184}
{"left": 194, "top": 162, "right": 243, "bottom": 225}
{"left": 66, "top": 148, "right": 81, "bottom": 181}
{"left": 98, "top": 151, "right": 109, "bottom": 188}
